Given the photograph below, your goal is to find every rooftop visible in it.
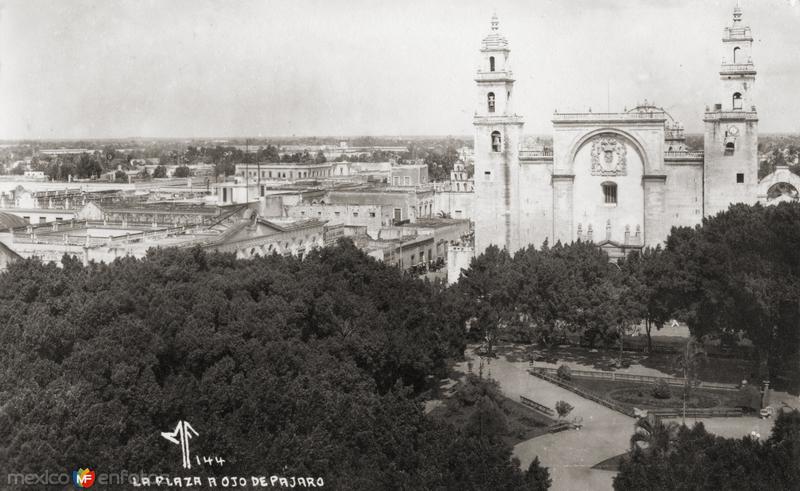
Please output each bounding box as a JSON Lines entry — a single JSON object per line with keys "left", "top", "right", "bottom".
{"left": 0, "top": 212, "right": 27, "bottom": 231}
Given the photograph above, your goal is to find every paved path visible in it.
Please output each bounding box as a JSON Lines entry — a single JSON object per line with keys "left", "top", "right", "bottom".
{"left": 458, "top": 349, "right": 634, "bottom": 491}
{"left": 662, "top": 416, "right": 775, "bottom": 440}
{"left": 457, "top": 347, "right": 786, "bottom": 490}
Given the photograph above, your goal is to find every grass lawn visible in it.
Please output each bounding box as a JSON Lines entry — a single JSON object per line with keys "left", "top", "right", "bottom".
{"left": 568, "top": 378, "right": 745, "bottom": 411}
{"left": 494, "top": 343, "right": 755, "bottom": 385}
{"left": 427, "top": 386, "right": 555, "bottom": 446}
{"left": 592, "top": 453, "right": 628, "bottom": 471}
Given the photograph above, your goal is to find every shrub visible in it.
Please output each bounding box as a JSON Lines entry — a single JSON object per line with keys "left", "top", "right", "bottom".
{"left": 555, "top": 400, "right": 574, "bottom": 420}
{"left": 557, "top": 364, "right": 572, "bottom": 381}
{"left": 651, "top": 379, "right": 672, "bottom": 399}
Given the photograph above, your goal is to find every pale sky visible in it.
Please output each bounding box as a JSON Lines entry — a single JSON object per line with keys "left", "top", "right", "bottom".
{"left": 1, "top": 0, "right": 799, "bottom": 139}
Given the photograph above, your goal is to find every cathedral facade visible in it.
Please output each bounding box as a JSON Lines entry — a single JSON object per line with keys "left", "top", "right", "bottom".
{"left": 472, "top": 6, "right": 780, "bottom": 257}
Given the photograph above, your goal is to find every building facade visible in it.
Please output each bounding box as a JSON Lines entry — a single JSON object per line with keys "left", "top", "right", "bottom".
{"left": 472, "top": 6, "right": 776, "bottom": 257}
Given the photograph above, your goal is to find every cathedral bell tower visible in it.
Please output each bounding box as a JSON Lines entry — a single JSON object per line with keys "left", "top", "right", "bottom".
{"left": 473, "top": 14, "right": 525, "bottom": 253}
{"left": 703, "top": 3, "right": 759, "bottom": 217}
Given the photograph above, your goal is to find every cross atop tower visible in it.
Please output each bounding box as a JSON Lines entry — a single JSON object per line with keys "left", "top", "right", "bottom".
{"left": 482, "top": 13, "right": 508, "bottom": 51}
{"left": 732, "top": 3, "right": 743, "bottom": 25}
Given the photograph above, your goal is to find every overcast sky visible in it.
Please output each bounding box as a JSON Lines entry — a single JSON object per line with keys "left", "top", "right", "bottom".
{"left": 1, "top": 0, "right": 799, "bottom": 139}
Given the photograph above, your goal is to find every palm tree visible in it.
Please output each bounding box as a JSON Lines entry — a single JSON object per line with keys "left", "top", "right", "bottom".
{"left": 673, "top": 336, "right": 708, "bottom": 424}
{"left": 630, "top": 417, "right": 680, "bottom": 456}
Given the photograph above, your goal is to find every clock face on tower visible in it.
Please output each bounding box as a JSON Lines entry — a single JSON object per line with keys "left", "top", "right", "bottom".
{"left": 728, "top": 125, "right": 739, "bottom": 136}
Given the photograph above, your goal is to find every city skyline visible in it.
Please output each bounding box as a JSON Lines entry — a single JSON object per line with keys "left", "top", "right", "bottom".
{"left": 2, "top": 0, "right": 800, "bottom": 139}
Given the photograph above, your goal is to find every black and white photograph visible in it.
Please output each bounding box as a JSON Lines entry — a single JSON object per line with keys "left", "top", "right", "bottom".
{"left": 1, "top": 1, "right": 799, "bottom": 489}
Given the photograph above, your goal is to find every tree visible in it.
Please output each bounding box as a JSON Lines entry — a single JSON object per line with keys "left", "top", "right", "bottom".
{"left": 524, "top": 457, "right": 552, "bottom": 491}
{"left": 76, "top": 153, "right": 102, "bottom": 179}
{"left": 173, "top": 165, "right": 192, "bottom": 178}
{"left": 0, "top": 244, "right": 525, "bottom": 488}
{"left": 664, "top": 203, "right": 800, "bottom": 391}
{"left": 555, "top": 400, "right": 573, "bottom": 420}
{"left": 455, "top": 245, "right": 517, "bottom": 356}
{"left": 152, "top": 165, "right": 167, "bottom": 178}
{"left": 629, "top": 418, "right": 679, "bottom": 456}
{"left": 113, "top": 170, "right": 127, "bottom": 183}
{"left": 619, "top": 246, "right": 675, "bottom": 352}
{"left": 466, "top": 396, "right": 508, "bottom": 442}
{"left": 673, "top": 336, "right": 707, "bottom": 424}
{"left": 616, "top": 414, "right": 800, "bottom": 490}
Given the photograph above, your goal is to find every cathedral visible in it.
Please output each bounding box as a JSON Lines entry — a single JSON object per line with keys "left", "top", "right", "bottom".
{"left": 472, "top": 5, "right": 796, "bottom": 258}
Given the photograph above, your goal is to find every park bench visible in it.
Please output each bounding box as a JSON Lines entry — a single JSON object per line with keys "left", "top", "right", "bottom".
{"left": 548, "top": 421, "right": 572, "bottom": 433}
{"left": 519, "top": 395, "right": 556, "bottom": 417}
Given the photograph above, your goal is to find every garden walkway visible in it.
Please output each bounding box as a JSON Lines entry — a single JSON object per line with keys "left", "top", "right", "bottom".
{"left": 457, "top": 348, "right": 633, "bottom": 491}
{"left": 458, "top": 346, "right": 784, "bottom": 490}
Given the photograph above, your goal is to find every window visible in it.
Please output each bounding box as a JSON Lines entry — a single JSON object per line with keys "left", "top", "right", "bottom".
{"left": 489, "top": 56, "right": 495, "bottom": 72}
{"left": 736, "top": 173, "right": 744, "bottom": 183}
{"left": 300, "top": 211, "right": 306, "bottom": 216}
{"left": 393, "top": 176, "right": 400, "bottom": 186}
{"left": 403, "top": 176, "right": 411, "bottom": 186}
{"left": 269, "top": 171, "right": 272, "bottom": 178}
{"left": 394, "top": 208, "right": 402, "bottom": 221}
{"left": 602, "top": 182, "right": 617, "bottom": 205}
{"left": 23, "top": 216, "right": 30, "bottom": 223}
{"left": 491, "top": 131, "right": 501, "bottom": 152}
{"left": 487, "top": 92, "right": 495, "bottom": 113}
{"left": 726, "top": 142, "right": 735, "bottom": 153}
{"left": 369, "top": 212, "right": 376, "bottom": 218}
{"left": 56, "top": 217, "right": 63, "bottom": 222}
{"left": 733, "top": 46, "right": 740, "bottom": 63}
{"left": 353, "top": 212, "right": 359, "bottom": 217}
{"left": 334, "top": 211, "right": 340, "bottom": 217}
{"left": 733, "top": 92, "right": 742, "bottom": 110}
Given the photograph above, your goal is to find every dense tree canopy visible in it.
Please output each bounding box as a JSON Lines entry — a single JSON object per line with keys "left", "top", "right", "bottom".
{"left": 615, "top": 410, "right": 800, "bottom": 490}
{"left": 664, "top": 202, "right": 800, "bottom": 387}
{"left": 453, "top": 241, "right": 640, "bottom": 351}
{"left": 0, "top": 242, "right": 548, "bottom": 489}
{"left": 453, "top": 202, "right": 800, "bottom": 392}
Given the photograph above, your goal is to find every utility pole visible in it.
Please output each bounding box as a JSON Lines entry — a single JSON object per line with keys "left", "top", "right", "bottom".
{"left": 257, "top": 140, "right": 261, "bottom": 200}
{"left": 245, "top": 138, "right": 249, "bottom": 204}
{"left": 682, "top": 341, "right": 688, "bottom": 426}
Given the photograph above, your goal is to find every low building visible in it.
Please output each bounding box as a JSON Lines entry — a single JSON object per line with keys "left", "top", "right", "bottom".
{"left": 235, "top": 162, "right": 335, "bottom": 182}
{"left": 389, "top": 164, "right": 428, "bottom": 187}
{"left": 201, "top": 216, "right": 326, "bottom": 260}
{"left": 77, "top": 201, "right": 223, "bottom": 227}
{"left": 0, "top": 240, "right": 21, "bottom": 271}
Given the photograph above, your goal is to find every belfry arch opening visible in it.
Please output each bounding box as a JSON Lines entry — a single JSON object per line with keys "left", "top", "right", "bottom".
{"left": 733, "top": 92, "right": 743, "bottom": 110}
{"left": 491, "top": 131, "right": 501, "bottom": 152}
{"left": 487, "top": 92, "right": 495, "bottom": 113}
{"left": 733, "top": 46, "right": 741, "bottom": 63}
{"left": 489, "top": 56, "right": 495, "bottom": 72}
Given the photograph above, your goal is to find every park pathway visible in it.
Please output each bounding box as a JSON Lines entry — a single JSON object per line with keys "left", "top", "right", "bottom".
{"left": 457, "top": 348, "right": 634, "bottom": 491}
